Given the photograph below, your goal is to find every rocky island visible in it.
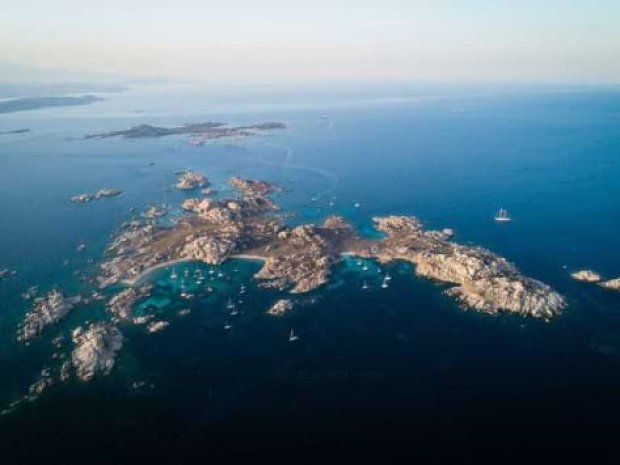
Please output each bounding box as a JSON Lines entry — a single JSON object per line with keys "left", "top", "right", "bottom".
{"left": 71, "top": 189, "right": 122, "bottom": 204}
{"left": 18, "top": 290, "right": 82, "bottom": 342}
{"left": 72, "top": 323, "right": 123, "bottom": 381}
{"left": 175, "top": 170, "right": 209, "bottom": 190}
{"left": 570, "top": 269, "right": 620, "bottom": 292}
{"left": 85, "top": 121, "right": 286, "bottom": 141}
{"left": 97, "top": 172, "right": 566, "bottom": 319}
{"left": 4, "top": 169, "right": 570, "bottom": 414}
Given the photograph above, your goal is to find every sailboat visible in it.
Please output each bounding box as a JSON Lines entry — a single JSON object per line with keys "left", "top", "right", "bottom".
{"left": 224, "top": 322, "right": 232, "bottom": 330}
{"left": 170, "top": 268, "right": 178, "bottom": 280}
{"left": 288, "top": 329, "right": 299, "bottom": 342}
{"left": 385, "top": 272, "right": 392, "bottom": 281}
{"left": 494, "top": 208, "right": 511, "bottom": 222}
{"left": 381, "top": 275, "right": 389, "bottom": 289}
{"left": 226, "top": 298, "right": 235, "bottom": 310}
{"left": 362, "top": 280, "right": 369, "bottom": 290}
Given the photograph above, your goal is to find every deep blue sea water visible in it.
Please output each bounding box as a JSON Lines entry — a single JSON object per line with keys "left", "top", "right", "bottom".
{"left": 1, "top": 83, "right": 620, "bottom": 463}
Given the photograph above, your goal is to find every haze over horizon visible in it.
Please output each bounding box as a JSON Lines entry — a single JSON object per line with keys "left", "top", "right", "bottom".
{"left": 1, "top": 0, "right": 619, "bottom": 85}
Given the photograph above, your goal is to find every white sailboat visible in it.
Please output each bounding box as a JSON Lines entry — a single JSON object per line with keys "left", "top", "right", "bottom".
{"left": 381, "top": 275, "right": 389, "bottom": 289}
{"left": 362, "top": 280, "right": 368, "bottom": 290}
{"left": 226, "top": 298, "right": 235, "bottom": 310}
{"left": 170, "top": 268, "right": 178, "bottom": 280}
{"left": 288, "top": 329, "right": 299, "bottom": 342}
{"left": 494, "top": 208, "right": 511, "bottom": 222}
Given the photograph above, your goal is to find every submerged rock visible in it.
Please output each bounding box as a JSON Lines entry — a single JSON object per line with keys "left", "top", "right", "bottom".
{"left": 71, "top": 323, "right": 123, "bottom": 381}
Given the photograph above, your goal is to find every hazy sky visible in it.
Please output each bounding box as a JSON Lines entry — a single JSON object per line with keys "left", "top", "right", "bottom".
{"left": 1, "top": 0, "right": 619, "bottom": 83}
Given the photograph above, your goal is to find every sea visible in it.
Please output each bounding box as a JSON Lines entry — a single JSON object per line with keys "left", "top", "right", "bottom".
{"left": 0, "top": 82, "right": 619, "bottom": 464}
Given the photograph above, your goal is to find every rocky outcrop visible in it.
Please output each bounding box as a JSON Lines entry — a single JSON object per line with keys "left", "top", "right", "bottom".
{"left": 571, "top": 270, "right": 602, "bottom": 283}
{"left": 107, "top": 285, "right": 153, "bottom": 322}
{"left": 18, "top": 290, "right": 82, "bottom": 342}
{"left": 266, "top": 299, "right": 294, "bottom": 316}
{"left": 175, "top": 171, "right": 208, "bottom": 190}
{"left": 600, "top": 278, "right": 620, "bottom": 291}
{"left": 180, "top": 235, "right": 237, "bottom": 265}
{"left": 70, "top": 189, "right": 122, "bottom": 204}
{"left": 255, "top": 223, "right": 344, "bottom": 294}
{"left": 71, "top": 323, "right": 123, "bottom": 381}
{"left": 229, "top": 177, "right": 277, "bottom": 198}
{"left": 142, "top": 204, "right": 168, "bottom": 219}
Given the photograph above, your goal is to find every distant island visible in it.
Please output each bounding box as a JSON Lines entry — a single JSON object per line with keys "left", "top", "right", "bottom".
{"left": 0, "top": 128, "right": 30, "bottom": 135}
{"left": 85, "top": 121, "right": 286, "bottom": 142}
{"left": 0, "top": 95, "right": 103, "bottom": 114}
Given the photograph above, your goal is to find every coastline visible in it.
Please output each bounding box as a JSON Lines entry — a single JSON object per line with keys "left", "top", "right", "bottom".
{"left": 126, "top": 254, "right": 267, "bottom": 286}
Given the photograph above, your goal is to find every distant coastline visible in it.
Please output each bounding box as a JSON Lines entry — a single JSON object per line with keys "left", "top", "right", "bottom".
{"left": 0, "top": 95, "right": 103, "bottom": 114}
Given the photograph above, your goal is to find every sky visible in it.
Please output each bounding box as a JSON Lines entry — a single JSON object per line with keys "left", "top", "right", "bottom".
{"left": 1, "top": 0, "right": 619, "bottom": 84}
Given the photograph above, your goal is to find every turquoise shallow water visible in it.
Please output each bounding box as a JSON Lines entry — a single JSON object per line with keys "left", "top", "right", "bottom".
{"left": 1, "top": 84, "right": 620, "bottom": 463}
